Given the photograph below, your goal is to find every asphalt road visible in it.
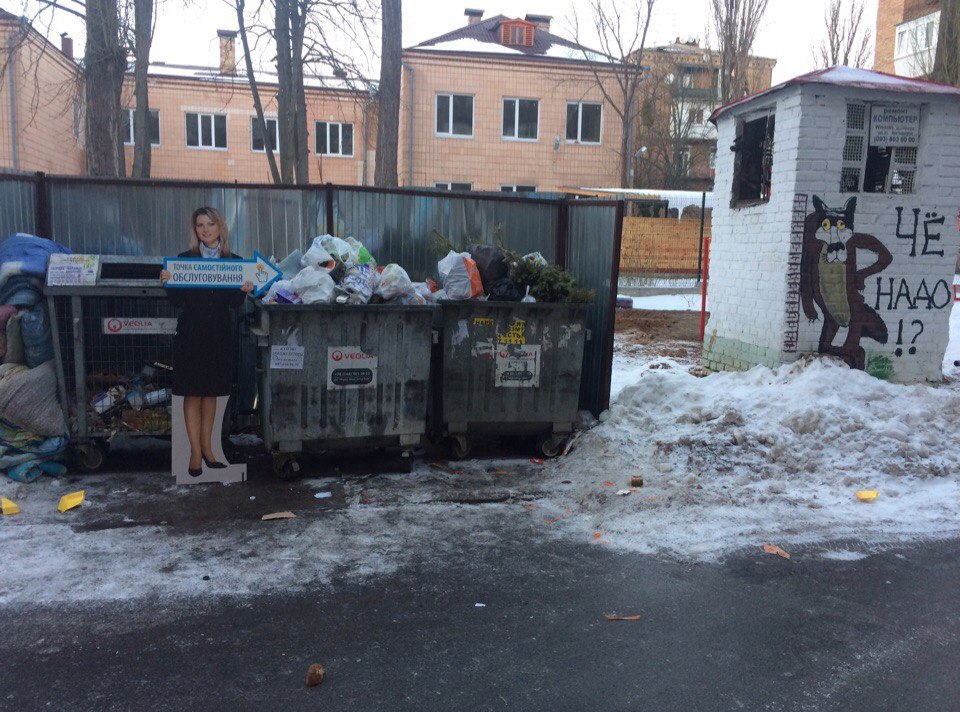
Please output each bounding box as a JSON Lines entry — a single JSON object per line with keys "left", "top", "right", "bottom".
{"left": 4, "top": 527, "right": 960, "bottom": 711}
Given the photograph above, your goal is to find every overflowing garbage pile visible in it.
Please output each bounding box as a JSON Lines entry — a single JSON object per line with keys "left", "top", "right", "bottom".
{"left": 262, "top": 234, "right": 593, "bottom": 306}
{"left": 0, "top": 234, "right": 69, "bottom": 483}
{"left": 87, "top": 362, "right": 173, "bottom": 435}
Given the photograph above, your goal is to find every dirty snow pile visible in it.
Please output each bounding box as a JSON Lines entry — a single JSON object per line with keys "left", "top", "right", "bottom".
{"left": 547, "top": 357, "right": 960, "bottom": 560}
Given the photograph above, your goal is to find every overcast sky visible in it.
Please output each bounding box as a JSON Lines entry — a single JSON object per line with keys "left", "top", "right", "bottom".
{"left": 18, "top": 0, "right": 879, "bottom": 84}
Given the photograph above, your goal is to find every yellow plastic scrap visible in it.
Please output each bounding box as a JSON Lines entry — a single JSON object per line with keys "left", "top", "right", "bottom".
{"left": 1, "top": 497, "right": 19, "bottom": 515}
{"left": 57, "top": 491, "right": 84, "bottom": 513}
{"left": 856, "top": 490, "right": 879, "bottom": 502}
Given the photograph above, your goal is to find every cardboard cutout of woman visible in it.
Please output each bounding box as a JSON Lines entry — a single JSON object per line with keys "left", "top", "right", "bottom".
{"left": 161, "top": 207, "right": 251, "bottom": 484}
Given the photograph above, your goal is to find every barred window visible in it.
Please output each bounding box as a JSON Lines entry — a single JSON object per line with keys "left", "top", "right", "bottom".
{"left": 842, "top": 101, "right": 919, "bottom": 194}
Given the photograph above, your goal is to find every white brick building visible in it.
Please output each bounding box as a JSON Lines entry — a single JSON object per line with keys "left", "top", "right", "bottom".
{"left": 703, "top": 67, "right": 960, "bottom": 384}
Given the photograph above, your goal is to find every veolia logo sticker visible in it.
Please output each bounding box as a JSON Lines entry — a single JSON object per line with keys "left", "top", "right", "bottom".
{"left": 328, "top": 346, "right": 378, "bottom": 389}
{"left": 494, "top": 344, "right": 541, "bottom": 388}
{"left": 102, "top": 317, "right": 177, "bottom": 335}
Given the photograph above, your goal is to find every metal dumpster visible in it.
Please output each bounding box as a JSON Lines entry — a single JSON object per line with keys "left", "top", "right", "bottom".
{"left": 251, "top": 302, "right": 434, "bottom": 478}
{"left": 45, "top": 256, "right": 250, "bottom": 470}
{"left": 438, "top": 301, "right": 589, "bottom": 458}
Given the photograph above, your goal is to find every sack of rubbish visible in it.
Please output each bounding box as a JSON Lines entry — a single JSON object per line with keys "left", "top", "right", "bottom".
{"left": 394, "top": 291, "right": 427, "bottom": 306}
{"left": 437, "top": 250, "right": 483, "bottom": 300}
{"left": 376, "top": 264, "right": 415, "bottom": 301}
{"left": 290, "top": 267, "right": 336, "bottom": 304}
{"left": 318, "top": 235, "right": 354, "bottom": 266}
{"left": 335, "top": 264, "right": 378, "bottom": 304}
{"left": 467, "top": 244, "right": 509, "bottom": 289}
{"left": 301, "top": 238, "right": 336, "bottom": 271}
{"left": 487, "top": 276, "right": 521, "bottom": 302}
{"left": 412, "top": 282, "right": 433, "bottom": 300}
{"left": 0, "top": 360, "right": 64, "bottom": 437}
{"left": 20, "top": 303, "right": 53, "bottom": 367}
{"left": 345, "top": 237, "right": 376, "bottom": 267}
{"left": 263, "top": 279, "right": 292, "bottom": 303}
{"left": 522, "top": 251, "right": 548, "bottom": 266}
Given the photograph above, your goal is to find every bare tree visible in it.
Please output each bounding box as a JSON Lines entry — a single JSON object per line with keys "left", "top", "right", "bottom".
{"left": 374, "top": 0, "right": 400, "bottom": 187}
{"left": 816, "top": 0, "right": 871, "bottom": 68}
{"left": 932, "top": 0, "right": 960, "bottom": 86}
{"left": 570, "top": 0, "right": 656, "bottom": 188}
{"left": 710, "top": 0, "right": 768, "bottom": 104}
{"left": 84, "top": 0, "right": 127, "bottom": 176}
{"left": 130, "top": 0, "right": 154, "bottom": 177}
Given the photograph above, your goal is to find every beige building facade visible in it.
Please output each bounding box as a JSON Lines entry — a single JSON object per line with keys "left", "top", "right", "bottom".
{"left": 399, "top": 12, "right": 624, "bottom": 192}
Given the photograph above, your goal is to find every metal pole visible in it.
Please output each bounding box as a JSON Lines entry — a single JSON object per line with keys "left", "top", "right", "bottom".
{"left": 696, "top": 190, "right": 706, "bottom": 283}
{"left": 599, "top": 199, "right": 625, "bottom": 414}
{"left": 325, "top": 183, "right": 334, "bottom": 235}
{"left": 35, "top": 171, "right": 51, "bottom": 238}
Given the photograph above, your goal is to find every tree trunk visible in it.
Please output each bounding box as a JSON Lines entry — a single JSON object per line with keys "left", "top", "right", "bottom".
{"left": 374, "top": 0, "right": 401, "bottom": 187}
{"left": 291, "top": 1, "right": 309, "bottom": 185}
{"left": 275, "top": 0, "right": 295, "bottom": 184}
{"left": 236, "top": 0, "right": 281, "bottom": 183}
{"left": 131, "top": 0, "right": 153, "bottom": 178}
{"left": 932, "top": 0, "right": 960, "bottom": 87}
{"left": 84, "top": 0, "right": 126, "bottom": 176}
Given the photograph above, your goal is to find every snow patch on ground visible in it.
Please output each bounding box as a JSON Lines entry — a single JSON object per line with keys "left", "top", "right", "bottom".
{"left": 545, "top": 356, "right": 960, "bottom": 561}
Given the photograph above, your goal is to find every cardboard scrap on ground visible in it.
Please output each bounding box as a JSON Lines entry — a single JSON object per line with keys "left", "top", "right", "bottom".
{"left": 262, "top": 511, "right": 296, "bottom": 521}
{"left": 605, "top": 614, "right": 642, "bottom": 621}
{"left": 856, "top": 490, "right": 879, "bottom": 502}
{"left": 57, "top": 491, "right": 84, "bottom": 513}
{"left": 1, "top": 497, "right": 19, "bottom": 515}
{"left": 762, "top": 543, "right": 791, "bottom": 559}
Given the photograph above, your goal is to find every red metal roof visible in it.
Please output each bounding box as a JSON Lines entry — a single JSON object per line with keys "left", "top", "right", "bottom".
{"left": 710, "top": 66, "right": 960, "bottom": 124}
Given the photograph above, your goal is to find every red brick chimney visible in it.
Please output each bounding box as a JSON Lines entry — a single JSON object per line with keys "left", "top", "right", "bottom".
{"left": 217, "top": 29, "right": 238, "bottom": 76}
{"left": 60, "top": 33, "right": 73, "bottom": 60}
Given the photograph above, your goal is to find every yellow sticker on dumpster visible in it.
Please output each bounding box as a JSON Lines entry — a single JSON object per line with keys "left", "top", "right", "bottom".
{"left": 497, "top": 320, "right": 527, "bottom": 345}
{"left": 473, "top": 317, "right": 494, "bottom": 326}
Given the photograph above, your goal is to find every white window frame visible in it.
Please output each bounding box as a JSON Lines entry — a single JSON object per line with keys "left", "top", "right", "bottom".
{"left": 123, "top": 108, "right": 161, "bottom": 147}
{"left": 250, "top": 116, "right": 279, "bottom": 153}
{"left": 565, "top": 101, "right": 603, "bottom": 145}
{"left": 185, "top": 112, "right": 227, "bottom": 151}
{"left": 314, "top": 121, "right": 354, "bottom": 157}
{"left": 501, "top": 98, "right": 540, "bottom": 141}
{"left": 841, "top": 101, "right": 919, "bottom": 195}
{"left": 500, "top": 184, "right": 537, "bottom": 193}
{"left": 435, "top": 93, "right": 474, "bottom": 139}
{"left": 435, "top": 182, "right": 473, "bottom": 191}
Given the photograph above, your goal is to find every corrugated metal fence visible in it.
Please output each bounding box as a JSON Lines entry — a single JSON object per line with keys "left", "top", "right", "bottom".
{"left": 0, "top": 173, "right": 622, "bottom": 414}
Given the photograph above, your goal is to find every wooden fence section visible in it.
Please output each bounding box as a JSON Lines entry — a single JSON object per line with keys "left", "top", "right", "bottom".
{"left": 619, "top": 216, "right": 709, "bottom": 275}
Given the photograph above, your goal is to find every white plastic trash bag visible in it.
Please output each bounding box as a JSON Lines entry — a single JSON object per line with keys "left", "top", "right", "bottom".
{"left": 290, "top": 267, "right": 336, "bottom": 304}
{"left": 437, "top": 250, "right": 483, "bottom": 300}
{"left": 376, "top": 264, "right": 414, "bottom": 301}
{"left": 319, "top": 235, "right": 355, "bottom": 266}
{"left": 345, "top": 236, "right": 376, "bottom": 266}
{"left": 264, "top": 279, "right": 292, "bottom": 303}
{"left": 335, "top": 264, "right": 378, "bottom": 304}
{"left": 522, "top": 251, "right": 548, "bottom": 266}
{"left": 302, "top": 238, "right": 335, "bottom": 270}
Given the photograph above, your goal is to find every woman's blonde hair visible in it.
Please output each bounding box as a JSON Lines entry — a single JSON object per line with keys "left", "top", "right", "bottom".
{"left": 189, "top": 206, "right": 233, "bottom": 257}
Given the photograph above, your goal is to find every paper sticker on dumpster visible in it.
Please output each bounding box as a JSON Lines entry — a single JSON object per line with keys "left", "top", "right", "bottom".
{"left": 102, "top": 317, "right": 177, "bottom": 335}
{"left": 271, "top": 345, "right": 305, "bottom": 370}
{"left": 328, "top": 346, "right": 377, "bottom": 389}
{"left": 495, "top": 344, "right": 540, "bottom": 388}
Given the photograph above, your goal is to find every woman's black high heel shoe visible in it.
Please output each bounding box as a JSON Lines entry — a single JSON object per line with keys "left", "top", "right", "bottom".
{"left": 203, "top": 455, "right": 228, "bottom": 469}
{"left": 188, "top": 466, "right": 203, "bottom": 477}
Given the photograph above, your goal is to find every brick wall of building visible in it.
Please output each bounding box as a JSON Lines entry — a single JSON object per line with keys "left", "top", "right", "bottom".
{"left": 397, "top": 52, "right": 623, "bottom": 191}
{"left": 705, "top": 83, "right": 960, "bottom": 384}
{"left": 0, "top": 19, "right": 85, "bottom": 175}
{"left": 119, "top": 74, "right": 373, "bottom": 184}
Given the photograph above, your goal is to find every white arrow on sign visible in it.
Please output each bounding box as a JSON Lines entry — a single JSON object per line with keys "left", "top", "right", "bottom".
{"left": 163, "top": 251, "right": 282, "bottom": 297}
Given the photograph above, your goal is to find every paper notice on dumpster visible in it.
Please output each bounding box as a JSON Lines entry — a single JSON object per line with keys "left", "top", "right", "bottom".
{"left": 327, "top": 346, "right": 378, "bottom": 389}
{"left": 47, "top": 254, "right": 99, "bottom": 286}
{"left": 494, "top": 344, "right": 540, "bottom": 388}
{"left": 271, "top": 345, "right": 305, "bottom": 370}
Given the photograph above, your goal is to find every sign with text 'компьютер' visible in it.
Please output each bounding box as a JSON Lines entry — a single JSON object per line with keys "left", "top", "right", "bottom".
{"left": 163, "top": 252, "right": 281, "bottom": 297}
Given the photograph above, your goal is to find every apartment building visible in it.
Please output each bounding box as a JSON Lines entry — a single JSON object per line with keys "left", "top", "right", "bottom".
{"left": 874, "top": 0, "right": 941, "bottom": 77}
{"left": 636, "top": 40, "right": 775, "bottom": 191}
{"left": 398, "top": 9, "right": 625, "bottom": 193}
{"left": 0, "top": 11, "right": 374, "bottom": 183}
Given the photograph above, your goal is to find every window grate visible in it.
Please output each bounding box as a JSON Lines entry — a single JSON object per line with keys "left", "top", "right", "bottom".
{"left": 840, "top": 167, "right": 862, "bottom": 193}
{"left": 891, "top": 170, "right": 916, "bottom": 194}
{"left": 846, "top": 103, "right": 866, "bottom": 131}
{"left": 894, "top": 146, "right": 918, "bottom": 165}
{"left": 842, "top": 135, "right": 864, "bottom": 163}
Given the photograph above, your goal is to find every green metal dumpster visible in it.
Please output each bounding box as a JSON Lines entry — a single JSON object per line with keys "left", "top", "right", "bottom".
{"left": 251, "top": 302, "right": 435, "bottom": 478}
{"left": 438, "top": 301, "right": 589, "bottom": 458}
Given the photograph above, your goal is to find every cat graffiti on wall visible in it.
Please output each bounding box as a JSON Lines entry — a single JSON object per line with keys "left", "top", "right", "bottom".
{"left": 799, "top": 196, "right": 893, "bottom": 370}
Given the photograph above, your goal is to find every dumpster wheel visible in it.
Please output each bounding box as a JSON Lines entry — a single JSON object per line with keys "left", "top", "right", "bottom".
{"left": 75, "top": 440, "right": 109, "bottom": 472}
{"left": 539, "top": 434, "right": 567, "bottom": 459}
{"left": 273, "top": 454, "right": 302, "bottom": 480}
{"left": 450, "top": 435, "right": 472, "bottom": 460}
